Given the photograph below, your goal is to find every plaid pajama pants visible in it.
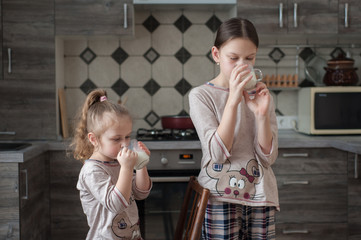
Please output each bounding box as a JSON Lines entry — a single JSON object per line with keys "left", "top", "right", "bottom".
{"left": 202, "top": 201, "right": 276, "bottom": 240}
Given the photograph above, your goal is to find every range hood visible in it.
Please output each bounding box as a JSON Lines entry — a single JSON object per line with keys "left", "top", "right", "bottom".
{"left": 133, "top": 0, "right": 236, "bottom": 10}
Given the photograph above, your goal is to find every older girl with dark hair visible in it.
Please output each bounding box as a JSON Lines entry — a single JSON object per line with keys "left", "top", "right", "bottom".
{"left": 189, "top": 18, "right": 279, "bottom": 239}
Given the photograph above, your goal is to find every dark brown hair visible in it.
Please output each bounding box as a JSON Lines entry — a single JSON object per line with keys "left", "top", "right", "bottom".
{"left": 214, "top": 18, "right": 259, "bottom": 49}
{"left": 71, "top": 89, "right": 131, "bottom": 162}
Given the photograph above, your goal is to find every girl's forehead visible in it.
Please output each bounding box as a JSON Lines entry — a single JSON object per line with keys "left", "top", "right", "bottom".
{"left": 221, "top": 38, "right": 257, "bottom": 52}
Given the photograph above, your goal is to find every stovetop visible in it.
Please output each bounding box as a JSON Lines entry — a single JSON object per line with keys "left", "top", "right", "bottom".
{"left": 136, "top": 128, "right": 199, "bottom": 141}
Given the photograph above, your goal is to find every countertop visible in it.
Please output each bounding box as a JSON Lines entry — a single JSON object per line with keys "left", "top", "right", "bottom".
{"left": 1, "top": 130, "right": 361, "bottom": 163}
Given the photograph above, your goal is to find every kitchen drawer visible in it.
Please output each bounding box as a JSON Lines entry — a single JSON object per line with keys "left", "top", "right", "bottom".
{"left": 276, "top": 223, "right": 348, "bottom": 240}
{"left": 273, "top": 148, "right": 347, "bottom": 175}
{"left": 276, "top": 174, "right": 347, "bottom": 223}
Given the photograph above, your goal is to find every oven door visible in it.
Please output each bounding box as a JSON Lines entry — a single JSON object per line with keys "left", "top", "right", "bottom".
{"left": 138, "top": 169, "right": 200, "bottom": 240}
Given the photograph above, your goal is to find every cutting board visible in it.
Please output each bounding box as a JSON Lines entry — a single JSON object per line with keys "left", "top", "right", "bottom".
{"left": 58, "top": 88, "right": 69, "bottom": 138}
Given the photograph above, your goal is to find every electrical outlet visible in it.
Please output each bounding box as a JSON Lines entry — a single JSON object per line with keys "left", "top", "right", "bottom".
{"left": 277, "top": 116, "right": 298, "bottom": 129}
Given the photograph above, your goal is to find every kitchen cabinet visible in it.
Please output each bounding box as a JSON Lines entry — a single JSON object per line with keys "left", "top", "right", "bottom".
{"left": 0, "top": 153, "right": 50, "bottom": 240}
{"left": 0, "top": 0, "right": 56, "bottom": 140}
{"left": 338, "top": 0, "right": 361, "bottom": 34}
{"left": 55, "top": 0, "right": 134, "bottom": 36}
{"left": 237, "top": 0, "right": 338, "bottom": 34}
{"left": 273, "top": 148, "right": 348, "bottom": 239}
{"left": 348, "top": 152, "right": 361, "bottom": 239}
{"left": 49, "top": 151, "right": 88, "bottom": 240}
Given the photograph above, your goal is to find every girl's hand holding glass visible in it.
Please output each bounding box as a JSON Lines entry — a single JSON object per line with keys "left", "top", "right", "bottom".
{"left": 117, "top": 147, "right": 137, "bottom": 170}
{"left": 129, "top": 139, "right": 150, "bottom": 170}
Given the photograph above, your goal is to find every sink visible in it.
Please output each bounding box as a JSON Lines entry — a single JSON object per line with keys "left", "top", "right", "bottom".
{"left": 0, "top": 142, "right": 32, "bottom": 151}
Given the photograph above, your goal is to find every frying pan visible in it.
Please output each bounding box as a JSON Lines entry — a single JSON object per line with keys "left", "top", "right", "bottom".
{"left": 161, "top": 115, "right": 195, "bottom": 129}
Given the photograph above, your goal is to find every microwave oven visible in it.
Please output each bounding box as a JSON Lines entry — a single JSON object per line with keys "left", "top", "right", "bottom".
{"left": 298, "top": 87, "right": 361, "bottom": 135}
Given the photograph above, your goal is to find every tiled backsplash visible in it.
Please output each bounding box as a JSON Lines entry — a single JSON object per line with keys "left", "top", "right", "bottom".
{"left": 58, "top": 9, "right": 361, "bottom": 133}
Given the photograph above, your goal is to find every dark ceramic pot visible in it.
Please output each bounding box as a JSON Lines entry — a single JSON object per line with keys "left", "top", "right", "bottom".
{"left": 323, "top": 54, "right": 359, "bottom": 86}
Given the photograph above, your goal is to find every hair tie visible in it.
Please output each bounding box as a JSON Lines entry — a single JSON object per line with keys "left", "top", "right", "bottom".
{"left": 100, "top": 96, "right": 107, "bottom": 102}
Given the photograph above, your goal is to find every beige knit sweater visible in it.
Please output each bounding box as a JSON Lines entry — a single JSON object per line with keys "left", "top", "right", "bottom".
{"left": 189, "top": 82, "right": 279, "bottom": 209}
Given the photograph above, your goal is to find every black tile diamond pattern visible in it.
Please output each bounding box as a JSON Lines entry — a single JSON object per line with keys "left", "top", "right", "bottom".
{"left": 175, "top": 47, "right": 192, "bottom": 64}
{"left": 80, "top": 47, "right": 96, "bottom": 64}
{"left": 174, "top": 78, "right": 192, "bottom": 96}
{"left": 112, "top": 47, "right": 129, "bottom": 65}
{"left": 206, "top": 15, "right": 222, "bottom": 33}
{"left": 111, "top": 78, "right": 130, "bottom": 97}
{"left": 80, "top": 79, "right": 97, "bottom": 94}
{"left": 206, "top": 50, "right": 214, "bottom": 63}
{"left": 174, "top": 15, "right": 192, "bottom": 33}
{"left": 144, "top": 48, "right": 160, "bottom": 64}
{"left": 143, "top": 79, "right": 161, "bottom": 96}
{"left": 143, "top": 15, "right": 160, "bottom": 33}
{"left": 330, "top": 47, "right": 346, "bottom": 58}
{"left": 268, "top": 47, "right": 285, "bottom": 64}
{"left": 299, "top": 47, "right": 315, "bottom": 63}
{"left": 178, "top": 110, "right": 189, "bottom": 116}
{"left": 145, "top": 111, "right": 160, "bottom": 127}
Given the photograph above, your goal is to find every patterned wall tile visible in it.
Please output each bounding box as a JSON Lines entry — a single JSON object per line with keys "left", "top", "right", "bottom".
{"left": 64, "top": 40, "right": 87, "bottom": 56}
{"left": 89, "top": 57, "right": 119, "bottom": 87}
{"left": 152, "top": 25, "right": 182, "bottom": 55}
{"left": 89, "top": 39, "right": 119, "bottom": 55}
{"left": 120, "top": 56, "right": 151, "bottom": 87}
{"left": 121, "top": 25, "right": 151, "bottom": 55}
{"left": 153, "top": 88, "right": 183, "bottom": 116}
{"left": 184, "top": 56, "right": 214, "bottom": 86}
{"left": 62, "top": 10, "right": 361, "bottom": 131}
{"left": 64, "top": 57, "right": 88, "bottom": 87}
{"left": 184, "top": 25, "right": 214, "bottom": 55}
{"left": 152, "top": 56, "right": 182, "bottom": 86}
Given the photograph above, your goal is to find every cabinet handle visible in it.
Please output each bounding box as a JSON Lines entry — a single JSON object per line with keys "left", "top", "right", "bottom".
{"left": 21, "top": 169, "right": 29, "bottom": 200}
{"left": 283, "top": 180, "right": 309, "bottom": 185}
{"left": 344, "top": 3, "right": 349, "bottom": 28}
{"left": 282, "top": 153, "right": 309, "bottom": 158}
{"left": 8, "top": 48, "right": 12, "bottom": 73}
{"left": 293, "top": 3, "right": 298, "bottom": 28}
{"left": 0, "top": 131, "right": 16, "bottom": 135}
{"left": 355, "top": 153, "right": 359, "bottom": 179}
{"left": 124, "top": 3, "right": 128, "bottom": 29}
{"left": 279, "top": 3, "right": 283, "bottom": 28}
{"left": 282, "top": 229, "right": 309, "bottom": 234}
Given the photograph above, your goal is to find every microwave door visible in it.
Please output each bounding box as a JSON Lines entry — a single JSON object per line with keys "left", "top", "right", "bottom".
{"left": 314, "top": 92, "right": 361, "bottom": 129}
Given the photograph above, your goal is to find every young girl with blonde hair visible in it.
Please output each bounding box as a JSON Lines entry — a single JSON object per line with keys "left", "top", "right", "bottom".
{"left": 72, "top": 88, "right": 151, "bottom": 239}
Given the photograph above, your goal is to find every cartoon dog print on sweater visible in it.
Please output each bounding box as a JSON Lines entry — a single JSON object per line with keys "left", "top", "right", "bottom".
{"left": 112, "top": 212, "right": 141, "bottom": 239}
{"left": 206, "top": 159, "right": 264, "bottom": 200}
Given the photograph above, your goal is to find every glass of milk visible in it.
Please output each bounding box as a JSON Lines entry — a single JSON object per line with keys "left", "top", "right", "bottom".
{"left": 129, "top": 139, "right": 149, "bottom": 170}
{"left": 243, "top": 65, "right": 263, "bottom": 92}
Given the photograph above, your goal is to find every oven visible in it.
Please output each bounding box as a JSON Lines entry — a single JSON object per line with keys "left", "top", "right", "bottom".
{"left": 136, "top": 129, "right": 202, "bottom": 240}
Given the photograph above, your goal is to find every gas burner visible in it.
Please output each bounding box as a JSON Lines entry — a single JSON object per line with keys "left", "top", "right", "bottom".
{"left": 136, "top": 128, "right": 199, "bottom": 141}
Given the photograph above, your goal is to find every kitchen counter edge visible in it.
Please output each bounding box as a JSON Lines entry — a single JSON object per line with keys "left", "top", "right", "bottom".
{"left": 1, "top": 130, "right": 361, "bottom": 163}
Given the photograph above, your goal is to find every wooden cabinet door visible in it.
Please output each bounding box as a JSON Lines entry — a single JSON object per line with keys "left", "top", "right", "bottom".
{"left": 55, "top": 0, "right": 133, "bottom": 36}
{"left": 0, "top": 163, "right": 20, "bottom": 239}
{"left": 0, "top": 0, "right": 56, "bottom": 140}
{"left": 287, "top": 0, "right": 338, "bottom": 34}
{"left": 238, "top": 0, "right": 338, "bottom": 34}
{"left": 348, "top": 152, "right": 361, "bottom": 239}
{"left": 237, "top": 0, "right": 288, "bottom": 34}
{"left": 339, "top": 0, "right": 361, "bottom": 34}
{"left": 20, "top": 154, "right": 50, "bottom": 240}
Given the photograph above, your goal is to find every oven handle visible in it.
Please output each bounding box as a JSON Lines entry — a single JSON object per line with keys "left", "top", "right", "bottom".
{"left": 150, "top": 176, "right": 191, "bottom": 183}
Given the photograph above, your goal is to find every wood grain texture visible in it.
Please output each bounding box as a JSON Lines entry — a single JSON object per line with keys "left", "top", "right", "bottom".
{"left": 49, "top": 151, "right": 89, "bottom": 240}
{"left": 338, "top": 0, "right": 361, "bottom": 34}
{"left": 55, "top": 0, "right": 134, "bottom": 36}
{"left": 237, "top": 0, "right": 338, "bottom": 34}
{"left": 0, "top": 0, "right": 56, "bottom": 140}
